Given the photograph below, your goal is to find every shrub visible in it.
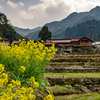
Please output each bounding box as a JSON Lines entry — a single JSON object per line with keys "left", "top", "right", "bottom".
{"left": 0, "top": 39, "right": 56, "bottom": 83}
{"left": 0, "top": 64, "right": 54, "bottom": 100}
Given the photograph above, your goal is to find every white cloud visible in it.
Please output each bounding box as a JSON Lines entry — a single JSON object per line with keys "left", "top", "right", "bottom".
{"left": 6, "top": 0, "right": 24, "bottom": 9}
{"left": 0, "top": 5, "right": 3, "bottom": 9}
{"left": 18, "top": 10, "right": 34, "bottom": 20}
{"left": 10, "top": 0, "right": 100, "bottom": 28}
{"left": 19, "top": 2, "right": 24, "bottom": 6}
{"left": 6, "top": 0, "right": 19, "bottom": 9}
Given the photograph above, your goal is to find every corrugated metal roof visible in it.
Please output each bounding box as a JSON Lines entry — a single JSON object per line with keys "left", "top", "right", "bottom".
{"left": 92, "top": 42, "right": 100, "bottom": 45}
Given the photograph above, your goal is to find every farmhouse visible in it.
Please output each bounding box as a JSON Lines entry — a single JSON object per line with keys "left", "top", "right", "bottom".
{"left": 43, "top": 36, "right": 93, "bottom": 53}
{"left": 0, "top": 37, "right": 10, "bottom": 46}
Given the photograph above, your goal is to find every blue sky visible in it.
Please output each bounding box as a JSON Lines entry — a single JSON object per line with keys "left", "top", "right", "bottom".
{"left": 0, "top": 0, "right": 100, "bottom": 29}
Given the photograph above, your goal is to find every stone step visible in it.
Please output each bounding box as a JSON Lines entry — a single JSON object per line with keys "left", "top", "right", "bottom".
{"left": 51, "top": 58, "right": 100, "bottom": 62}
{"left": 53, "top": 55, "right": 100, "bottom": 59}
{"left": 45, "top": 68, "right": 100, "bottom": 73}
{"left": 48, "top": 62, "right": 83, "bottom": 66}
{"left": 48, "top": 62, "right": 100, "bottom": 66}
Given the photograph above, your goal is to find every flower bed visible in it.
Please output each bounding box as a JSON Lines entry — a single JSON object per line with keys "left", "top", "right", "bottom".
{"left": 0, "top": 39, "right": 56, "bottom": 100}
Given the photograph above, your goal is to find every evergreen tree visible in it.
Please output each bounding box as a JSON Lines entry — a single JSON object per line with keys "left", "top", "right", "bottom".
{"left": 0, "top": 12, "right": 19, "bottom": 43}
{"left": 38, "top": 26, "right": 52, "bottom": 42}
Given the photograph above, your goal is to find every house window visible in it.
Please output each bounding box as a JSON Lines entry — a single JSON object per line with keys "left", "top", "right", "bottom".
{"left": 82, "top": 40, "right": 88, "bottom": 44}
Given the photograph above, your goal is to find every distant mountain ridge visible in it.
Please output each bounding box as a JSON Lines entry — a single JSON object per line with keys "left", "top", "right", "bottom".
{"left": 45, "top": 6, "right": 100, "bottom": 38}
{"left": 10, "top": 25, "right": 41, "bottom": 37}
{"left": 60, "top": 19, "right": 100, "bottom": 41}
{"left": 11, "top": 6, "right": 100, "bottom": 40}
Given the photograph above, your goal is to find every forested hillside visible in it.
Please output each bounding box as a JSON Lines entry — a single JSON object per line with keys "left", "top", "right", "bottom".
{"left": 61, "top": 20, "right": 100, "bottom": 41}
{"left": 0, "top": 13, "right": 19, "bottom": 43}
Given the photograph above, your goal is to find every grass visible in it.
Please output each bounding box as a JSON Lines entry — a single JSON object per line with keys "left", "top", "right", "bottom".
{"left": 54, "top": 93, "right": 100, "bottom": 100}
{"left": 44, "top": 73, "right": 100, "bottom": 78}
{"left": 50, "top": 85, "right": 81, "bottom": 96}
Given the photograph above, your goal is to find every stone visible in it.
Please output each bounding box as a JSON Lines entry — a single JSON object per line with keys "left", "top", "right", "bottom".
{"left": 80, "top": 86, "right": 91, "bottom": 93}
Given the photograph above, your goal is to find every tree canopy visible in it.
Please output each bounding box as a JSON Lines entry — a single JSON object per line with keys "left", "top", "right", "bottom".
{"left": 38, "top": 26, "right": 52, "bottom": 42}
{"left": 0, "top": 12, "right": 19, "bottom": 43}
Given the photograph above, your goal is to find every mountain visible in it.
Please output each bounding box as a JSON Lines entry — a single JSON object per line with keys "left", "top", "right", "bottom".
{"left": 10, "top": 25, "right": 41, "bottom": 37}
{"left": 45, "top": 6, "right": 100, "bottom": 39}
{"left": 25, "top": 29, "right": 41, "bottom": 40}
{"left": 61, "top": 19, "right": 100, "bottom": 41}
{"left": 11, "top": 6, "right": 100, "bottom": 40}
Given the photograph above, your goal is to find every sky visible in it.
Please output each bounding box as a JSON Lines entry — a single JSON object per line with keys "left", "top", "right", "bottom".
{"left": 0, "top": 0, "right": 100, "bottom": 29}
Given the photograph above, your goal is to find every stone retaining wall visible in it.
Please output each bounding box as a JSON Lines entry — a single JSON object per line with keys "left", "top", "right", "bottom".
{"left": 45, "top": 68, "right": 100, "bottom": 73}
{"left": 47, "top": 77, "right": 100, "bottom": 92}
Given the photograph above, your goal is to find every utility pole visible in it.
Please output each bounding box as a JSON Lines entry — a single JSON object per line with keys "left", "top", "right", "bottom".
{"left": 90, "top": 26, "right": 94, "bottom": 40}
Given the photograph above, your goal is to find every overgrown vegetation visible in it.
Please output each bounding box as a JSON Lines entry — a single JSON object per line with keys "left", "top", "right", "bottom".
{"left": 0, "top": 39, "right": 56, "bottom": 83}
{"left": 0, "top": 64, "right": 54, "bottom": 100}
{"left": 54, "top": 93, "right": 100, "bottom": 100}
{"left": 0, "top": 39, "right": 57, "bottom": 99}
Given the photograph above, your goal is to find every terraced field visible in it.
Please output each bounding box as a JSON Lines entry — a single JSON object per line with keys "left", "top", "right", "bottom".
{"left": 44, "top": 54, "right": 100, "bottom": 100}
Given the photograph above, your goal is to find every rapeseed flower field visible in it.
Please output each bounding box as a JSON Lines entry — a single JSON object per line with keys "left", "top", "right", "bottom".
{"left": 0, "top": 39, "right": 56, "bottom": 100}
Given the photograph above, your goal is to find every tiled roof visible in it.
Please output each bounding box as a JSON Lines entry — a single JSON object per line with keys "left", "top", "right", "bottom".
{"left": 46, "top": 39, "right": 71, "bottom": 43}
{"left": 79, "top": 36, "right": 93, "bottom": 42}
{"left": 57, "top": 44, "right": 93, "bottom": 47}
{"left": 71, "top": 38, "right": 81, "bottom": 42}
{"left": 43, "top": 41, "right": 56, "bottom": 45}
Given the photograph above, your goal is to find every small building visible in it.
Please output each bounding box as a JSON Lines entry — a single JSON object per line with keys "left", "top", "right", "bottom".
{"left": 0, "top": 37, "right": 10, "bottom": 46}
{"left": 44, "top": 36, "right": 93, "bottom": 53}
{"left": 13, "top": 40, "right": 20, "bottom": 45}
{"left": 92, "top": 42, "right": 100, "bottom": 52}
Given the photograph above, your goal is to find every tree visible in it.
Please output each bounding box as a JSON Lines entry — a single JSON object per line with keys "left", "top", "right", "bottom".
{"left": 0, "top": 12, "right": 19, "bottom": 43}
{"left": 0, "top": 13, "right": 8, "bottom": 25}
{"left": 38, "top": 26, "right": 52, "bottom": 42}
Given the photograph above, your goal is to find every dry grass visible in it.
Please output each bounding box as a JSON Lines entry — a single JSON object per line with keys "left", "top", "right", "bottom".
{"left": 54, "top": 93, "right": 100, "bottom": 100}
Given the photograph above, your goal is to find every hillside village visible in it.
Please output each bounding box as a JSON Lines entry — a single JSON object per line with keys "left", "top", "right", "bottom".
{"left": 1, "top": 5, "right": 100, "bottom": 100}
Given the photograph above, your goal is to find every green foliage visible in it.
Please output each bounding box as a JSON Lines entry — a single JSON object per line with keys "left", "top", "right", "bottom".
{"left": 38, "top": 26, "right": 52, "bottom": 42}
{"left": 3, "top": 24, "right": 18, "bottom": 43}
{"left": 0, "top": 12, "right": 19, "bottom": 43}
{"left": 0, "top": 13, "right": 8, "bottom": 25}
{"left": 64, "top": 19, "right": 100, "bottom": 41}
{"left": 80, "top": 47, "right": 92, "bottom": 50}
{"left": 0, "top": 40, "right": 56, "bottom": 84}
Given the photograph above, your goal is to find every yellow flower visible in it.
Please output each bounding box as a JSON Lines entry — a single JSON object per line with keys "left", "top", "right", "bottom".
{"left": 0, "top": 37, "right": 2, "bottom": 39}
{"left": 21, "top": 87, "right": 26, "bottom": 94}
{"left": 19, "top": 66, "right": 26, "bottom": 73}
{"left": 19, "top": 39, "right": 21, "bottom": 42}
{"left": 26, "top": 87, "right": 33, "bottom": 94}
{"left": 34, "top": 82, "right": 39, "bottom": 88}
{"left": 29, "top": 77, "right": 35, "bottom": 86}
{"left": 41, "top": 40, "right": 43, "bottom": 43}
{"left": 0, "top": 64, "right": 4, "bottom": 74}
{"left": 44, "top": 95, "right": 54, "bottom": 100}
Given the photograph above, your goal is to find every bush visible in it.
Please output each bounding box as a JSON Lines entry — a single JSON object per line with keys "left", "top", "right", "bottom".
{"left": 0, "top": 64, "right": 54, "bottom": 100}
{"left": 0, "top": 39, "right": 56, "bottom": 83}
